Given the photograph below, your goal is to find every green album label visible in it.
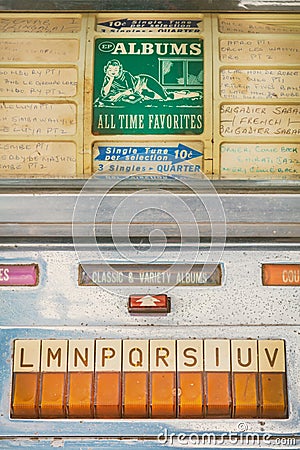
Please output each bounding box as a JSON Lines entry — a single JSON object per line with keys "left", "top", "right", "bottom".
{"left": 93, "top": 38, "right": 204, "bottom": 135}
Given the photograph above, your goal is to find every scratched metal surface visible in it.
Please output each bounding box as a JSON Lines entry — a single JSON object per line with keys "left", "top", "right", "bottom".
{"left": 0, "top": 244, "right": 299, "bottom": 327}
{"left": 0, "top": 243, "right": 298, "bottom": 441}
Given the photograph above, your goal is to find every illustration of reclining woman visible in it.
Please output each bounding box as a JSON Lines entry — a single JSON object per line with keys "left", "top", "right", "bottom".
{"left": 98, "top": 59, "right": 200, "bottom": 103}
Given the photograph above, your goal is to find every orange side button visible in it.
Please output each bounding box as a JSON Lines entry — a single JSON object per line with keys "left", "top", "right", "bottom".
{"left": 262, "top": 264, "right": 300, "bottom": 286}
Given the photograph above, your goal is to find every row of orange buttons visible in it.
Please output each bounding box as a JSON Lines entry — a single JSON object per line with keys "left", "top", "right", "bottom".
{"left": 11, "top": 339, "right": 287, "bottom": 419}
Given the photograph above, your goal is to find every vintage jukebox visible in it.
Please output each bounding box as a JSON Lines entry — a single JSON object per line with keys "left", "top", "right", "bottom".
{"left": 0, "top": 0, "right": 299, "bottom": 448}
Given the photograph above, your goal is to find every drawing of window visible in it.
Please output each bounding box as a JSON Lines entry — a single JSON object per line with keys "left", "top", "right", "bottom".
{"left": 159, "top": 58, "right": 203, "bottom": 88}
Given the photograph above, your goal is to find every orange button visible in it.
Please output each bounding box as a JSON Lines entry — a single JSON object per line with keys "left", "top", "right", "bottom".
{"left": 233, "top": 373, "right": 258, "bottom": 418}
{"left": 123, "top": 372, "right": 148, "bottom": 418}
{"left": 40, "top": 373, "right": 66, "bottom": 418}
{"left": 11, "top": 373, "right": 40, "bottom": 418}
{"left": 260, "top": 373, "right": 287, "bottom": 418}
{"left": 262, "top": 264, "right": 300, "bottom": 286}
{"left": 95, "top": 372, "right": 121, "bottom": 418}
{"left": 205, "top": 372, "right": 232, "bottom": 417}
{"left": 178, "top": 372, "right": 203, "bottom": 418}
{"left": 150, "top": 372, "right": 176, "bottom": 418}
{"left": 67, "top": 372, "right": 94, "bottom": 418}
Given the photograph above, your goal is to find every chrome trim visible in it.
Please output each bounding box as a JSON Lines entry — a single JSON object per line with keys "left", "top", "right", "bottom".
{"left": 1, "top": 0, "right": 300, "bottom": 12}
{"left": 0, "top": 191, "right": 298, "bottom": 238}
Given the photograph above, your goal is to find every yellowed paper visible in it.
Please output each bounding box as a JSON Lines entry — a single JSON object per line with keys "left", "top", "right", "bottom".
{"left": 220, "top": 104, "right": 300, "bottom": 136}
{"left": 221, "top": 143, "right": 300, "bottom": 179}
{"left": 220, "top": 39, "right": 300, "bottom": 63}
{"left": 0, "top": 103, "right": 77, "bottom": 136}
{"left": 0, "top": 68, "right": 78, "bottom": 97}
{"left": 221, "top": 69, "right": 300, "bottom": 99}
{"left": 0, "top": 39, "right": 79, "bottom": 62}
{"left": 219, "top": 19, "right": 300, "bottom": 34}
{"left": 0, "top": 141, "right": 76, "bottom": 176}
{"left": 0, "top": 17, "right": 81, "bottom": 33}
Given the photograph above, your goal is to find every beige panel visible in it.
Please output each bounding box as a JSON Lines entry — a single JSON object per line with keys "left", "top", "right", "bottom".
{"left": 212, "top": 13, "right": 300, "bottom": 178}
{"left": 123, "top": 340, "right": 149, "bottom": 372}
{"left": 0, "top": 39, "right": 79, "bottom": 63}
{"left": 95, "top": 339, "right": 122, "bottom": 372}
{"left": 0, "top": 68, "right": 78, "bottom": 98}
{"left": 218, "top": 18, "right": 300, "bottom": 34}
{"left": 220, "top": 39, "right": 300, "bottom": 64}
{"left": 221, "top": 69, "right": 300, "bottom": 100}
{"left": 0, "top": 12, "right": 298, "bottom": 179}
{"left": 0, "top": 103, "right": 76, "bottom": 136}
{"left": 150, "top": 340, "right": 176, "bottom": 372}
{"left": 203, "top": 157, "right": 213, "bottom": 176}
{"left": 220, "top": 104, "right": 300, "bottom": 137}
{"left": 0, "top": 12, "right": 86, "bottom": 177}
{"left": 0, "top": 17, "right": 81, "bottom": 33}
{"left": 204, "top": 339, "right": 230, "bottom": 372}
{"left": 177, "top": 339, "right": 203, "bottom": 372}
{"left": 13, "top": 340, "right": 40, "bottom": 372}
{"left": 0, "top": 141, "right": 76, "bottom": 176}
{"left": 41, "top": 340, "right": 68, "bottom": 372}
{"left": 258, "top": 340, "right": 286, "bottom": 372}
{"left": 231, "top": 340, "right": 258, "bottom": 372}
{"left": 68, "top": 340, "right": 95, "bottom": 372}
{"left": 221, "top": 143, "right": 300, "bottom": 179}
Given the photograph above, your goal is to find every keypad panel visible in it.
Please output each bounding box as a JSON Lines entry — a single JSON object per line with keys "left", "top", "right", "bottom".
{"left": 11, "top": 339, "right": 288, "bottom": 419}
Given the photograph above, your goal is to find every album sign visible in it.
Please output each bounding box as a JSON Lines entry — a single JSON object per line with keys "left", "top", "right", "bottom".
{"left": 93, "top": 38, "right": 204, "bottom": 135}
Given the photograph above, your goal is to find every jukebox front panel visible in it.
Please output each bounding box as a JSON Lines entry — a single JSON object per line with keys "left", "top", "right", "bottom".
{"left": 0, "top": 6, "right": 299, "bottom": 448}
{"left": 0, "top": 12, "right": 299, "bottom": 179}
{"left": 0, "top": 244, "right": 298, "bottom": 438}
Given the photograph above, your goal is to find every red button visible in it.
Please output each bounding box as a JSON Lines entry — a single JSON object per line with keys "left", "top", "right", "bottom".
{"left": 128, "top": 294, "right": 170, "bottom": 313}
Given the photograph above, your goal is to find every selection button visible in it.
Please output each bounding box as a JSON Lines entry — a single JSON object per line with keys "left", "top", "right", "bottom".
{"left": 11, "top": 340, "right": 41, "bottom": 418}
{"left": 40, "top": 340, "right": 68, "bottom": 418}
{"left": 128, "top": 294, "right": 170, "bottom": 314}
{"left": 123, "top": 340, "right": 149, "bottom": 418}
{"left": 95, "top": 340, "right": 122, "bottom": 418}
{"left": 150, "top": 340, "right": 176, "bottom": 418}
{"left": 67, "top": 340, "right": 94, "bottom": 418}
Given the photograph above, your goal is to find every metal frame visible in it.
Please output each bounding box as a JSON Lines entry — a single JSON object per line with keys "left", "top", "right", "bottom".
{"left": 0, "top": 0, "right": 300, "bottom": 12}
{"left": 0, "top": 188, "right": 298, "bottom": 238}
